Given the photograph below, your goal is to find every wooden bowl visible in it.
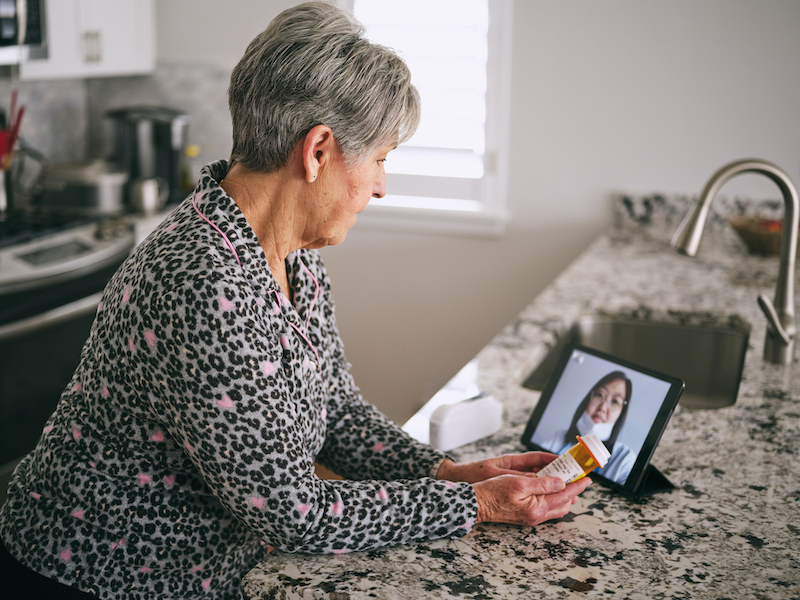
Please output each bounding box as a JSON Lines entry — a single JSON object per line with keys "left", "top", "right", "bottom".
{"left": 728, "top": 216, "right": 796, "bottom": 256}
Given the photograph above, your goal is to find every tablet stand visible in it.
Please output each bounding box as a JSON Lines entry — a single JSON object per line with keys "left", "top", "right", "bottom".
{"left": 633, "top": 464, "right": 674, "bottom": 496}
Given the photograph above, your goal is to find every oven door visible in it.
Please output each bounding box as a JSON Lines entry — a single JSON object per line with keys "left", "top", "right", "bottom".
{"left": 0, "top": 241, "right": 131, "bottom": 490}
{"left": 0, "top": 292, "right": 98, "bottom": 467}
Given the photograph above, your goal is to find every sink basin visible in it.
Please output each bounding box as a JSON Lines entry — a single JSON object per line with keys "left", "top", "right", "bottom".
{"left": 521, "top": 314, "right": 750, "bottom": 409}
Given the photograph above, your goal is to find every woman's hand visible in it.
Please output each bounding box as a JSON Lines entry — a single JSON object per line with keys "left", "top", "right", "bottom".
{"left": 436, "top": 453, "right": 592, "bottom": 527}
{"left": 472, "top": 473, "right": 591, "bottom": 526}
{"left": 436, "top": 453, "right": 559, "bottom": 484}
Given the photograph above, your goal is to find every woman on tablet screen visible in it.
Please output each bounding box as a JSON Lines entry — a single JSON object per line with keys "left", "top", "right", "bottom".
{"left": 558, "top": 371, "right": 636, "bottom": 484}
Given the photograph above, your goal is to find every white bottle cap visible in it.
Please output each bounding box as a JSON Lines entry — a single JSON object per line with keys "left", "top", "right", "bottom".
{"left": 579, "top": 433, "right": 611, "bottom": 467}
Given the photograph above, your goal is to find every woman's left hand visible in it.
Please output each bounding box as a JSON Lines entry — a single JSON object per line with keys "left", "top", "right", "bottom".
{"left": 435, "top": 453, "right": 557, "bottom": 484}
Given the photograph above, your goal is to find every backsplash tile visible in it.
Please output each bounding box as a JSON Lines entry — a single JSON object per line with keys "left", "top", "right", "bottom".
{"left": 0, "top": 62, "right": 233, "bottom": 189}
{"left": 615, "top": 193, "right": 787, "bottom": 233}
{"left": 0, "top": 77, "right": 86, "bottom": 163}
{"left": 86, "top": 62, "right": 233, "bottom": 179}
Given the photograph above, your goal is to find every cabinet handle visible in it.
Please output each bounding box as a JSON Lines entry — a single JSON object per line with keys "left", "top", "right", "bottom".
{"left": 94, "top": 31, "right": 103, "bottom": 63}
{"left": 0, "top": 292, "right": 102, "bottom": 341}
{"left": 82, "top": 31, "right": 92, "bottom": 63}
{"left": 82, "top": 31, "right": 103, "bottom": 63}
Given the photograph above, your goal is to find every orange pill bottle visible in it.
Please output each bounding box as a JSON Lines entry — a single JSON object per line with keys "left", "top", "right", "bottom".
{"left": 536, "top": 433, "right": 611, "bottom": 484}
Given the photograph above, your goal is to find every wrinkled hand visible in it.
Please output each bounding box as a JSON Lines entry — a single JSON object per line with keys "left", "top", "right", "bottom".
{"left": 472, "top": 473, "right": 591, "bottom": 526}
{"left": 436, "top": 453, "right": 592, "bottom": 527}
{"left": 436, "top": 453, "right": 559, "bottom": 484}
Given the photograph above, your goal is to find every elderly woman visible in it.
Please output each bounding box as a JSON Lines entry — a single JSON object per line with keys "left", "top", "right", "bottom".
{"left": 0, "top": 2, "right": 590, "bottom": 599}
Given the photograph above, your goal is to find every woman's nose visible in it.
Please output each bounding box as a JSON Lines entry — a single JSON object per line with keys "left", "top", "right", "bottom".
{"left": 595, "top": 401, "right": 609, "bottom": 419}
{"left": 373, "top": 170, "right": 386, "bottom": 198}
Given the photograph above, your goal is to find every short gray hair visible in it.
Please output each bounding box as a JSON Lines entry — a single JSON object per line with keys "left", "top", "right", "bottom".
{"left": 228, "top": 0, "right": 420, "bottom": 172}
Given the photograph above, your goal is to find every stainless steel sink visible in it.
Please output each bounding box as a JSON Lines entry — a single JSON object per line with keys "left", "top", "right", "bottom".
{"left": 521, "top": 315, "right": 751, "bottom": 409}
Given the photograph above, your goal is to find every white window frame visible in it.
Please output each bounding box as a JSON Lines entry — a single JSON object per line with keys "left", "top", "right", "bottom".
{"left": 342, "top": 0, "right": 513, "bottom": 237}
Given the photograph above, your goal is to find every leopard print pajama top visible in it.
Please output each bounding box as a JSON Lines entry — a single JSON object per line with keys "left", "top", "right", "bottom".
{"left": 0, "top": 161, "right": 478, "bottom": 599}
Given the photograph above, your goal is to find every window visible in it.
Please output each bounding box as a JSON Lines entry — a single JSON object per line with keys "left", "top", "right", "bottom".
{"left": 345, "top": 0, "right": 512, "bottom": 236}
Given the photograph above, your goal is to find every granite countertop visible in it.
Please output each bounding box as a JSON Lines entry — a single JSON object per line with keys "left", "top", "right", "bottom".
{"left": 244, "top": 195, "right": 800, "bottom": 600}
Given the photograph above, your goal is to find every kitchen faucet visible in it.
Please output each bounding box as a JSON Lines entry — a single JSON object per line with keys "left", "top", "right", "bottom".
{"left": 671, "top": 158, "right": 798, "bottom": 365}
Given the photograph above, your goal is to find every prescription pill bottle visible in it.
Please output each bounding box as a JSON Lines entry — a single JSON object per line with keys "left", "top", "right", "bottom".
{"left": 536, "top": 433, "right": 611, "bottom": 484}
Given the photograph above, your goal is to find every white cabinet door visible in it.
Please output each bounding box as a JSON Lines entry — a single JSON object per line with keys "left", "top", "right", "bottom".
{"left": 20, "top": 0, "right": 155, "bottom": 80}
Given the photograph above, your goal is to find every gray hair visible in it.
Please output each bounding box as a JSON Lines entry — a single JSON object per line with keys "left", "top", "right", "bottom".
{"left": 228, "top": 0, "right": 420, "bottom": 172}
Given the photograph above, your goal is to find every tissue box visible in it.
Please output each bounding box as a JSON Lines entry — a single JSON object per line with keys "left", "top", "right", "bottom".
{"left": 429, "top": 394, "right": 503, "bottom": 452}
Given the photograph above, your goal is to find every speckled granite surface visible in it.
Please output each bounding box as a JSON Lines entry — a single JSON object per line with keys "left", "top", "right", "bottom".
{"left": 244, "top": 196, "right": 799, "bottom": 600}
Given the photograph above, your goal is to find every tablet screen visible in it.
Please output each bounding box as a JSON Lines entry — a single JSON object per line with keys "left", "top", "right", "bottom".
{"left": 521, "top": 344, "right": 684, "bottom": 494}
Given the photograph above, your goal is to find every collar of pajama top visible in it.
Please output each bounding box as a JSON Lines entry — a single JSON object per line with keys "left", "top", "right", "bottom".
{"left": 191, "top": 161, "right": 321, "bottom": 370}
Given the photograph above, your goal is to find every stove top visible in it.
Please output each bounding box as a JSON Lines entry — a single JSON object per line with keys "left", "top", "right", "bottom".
{"left": 0, "top": 210, "right": 135, "bottom": 295}
{"left": 0, "top": 209, "right": 99, "bottom": 249}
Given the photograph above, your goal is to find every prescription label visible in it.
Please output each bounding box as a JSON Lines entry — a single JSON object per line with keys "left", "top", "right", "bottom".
{"left": 536, "top": 452, "right": 585, "bottom": 483}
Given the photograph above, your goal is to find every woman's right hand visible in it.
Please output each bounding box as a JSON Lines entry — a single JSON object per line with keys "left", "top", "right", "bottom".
{"left": 472, "top": 474, "right": 592, "bottom": 526}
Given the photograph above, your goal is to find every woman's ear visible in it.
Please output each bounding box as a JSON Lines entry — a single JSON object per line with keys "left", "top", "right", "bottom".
{"left": 302, "top": 124, "right": 335, "bottom": 183}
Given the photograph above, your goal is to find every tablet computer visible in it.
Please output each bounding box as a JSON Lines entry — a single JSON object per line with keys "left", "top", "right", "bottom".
{"left": 520, "top": 343, "right": 684, "bottom": 496}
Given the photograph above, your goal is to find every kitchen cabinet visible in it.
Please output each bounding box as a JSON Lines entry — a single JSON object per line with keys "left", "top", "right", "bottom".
{"left": 19, "top": 0, "right": 155, "bottom": 80}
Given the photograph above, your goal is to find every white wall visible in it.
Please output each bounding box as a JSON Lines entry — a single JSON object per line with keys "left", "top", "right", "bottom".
{"left": 155, "top": 1, "right": 800, "bottom": 424}
{"left": 155, "top": 0, "right": 298, "bottom": 70}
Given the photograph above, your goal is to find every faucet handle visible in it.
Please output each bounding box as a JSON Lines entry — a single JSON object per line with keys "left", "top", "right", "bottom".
{"left": 758, "top": 294, "right": 792, "bottom": 345}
